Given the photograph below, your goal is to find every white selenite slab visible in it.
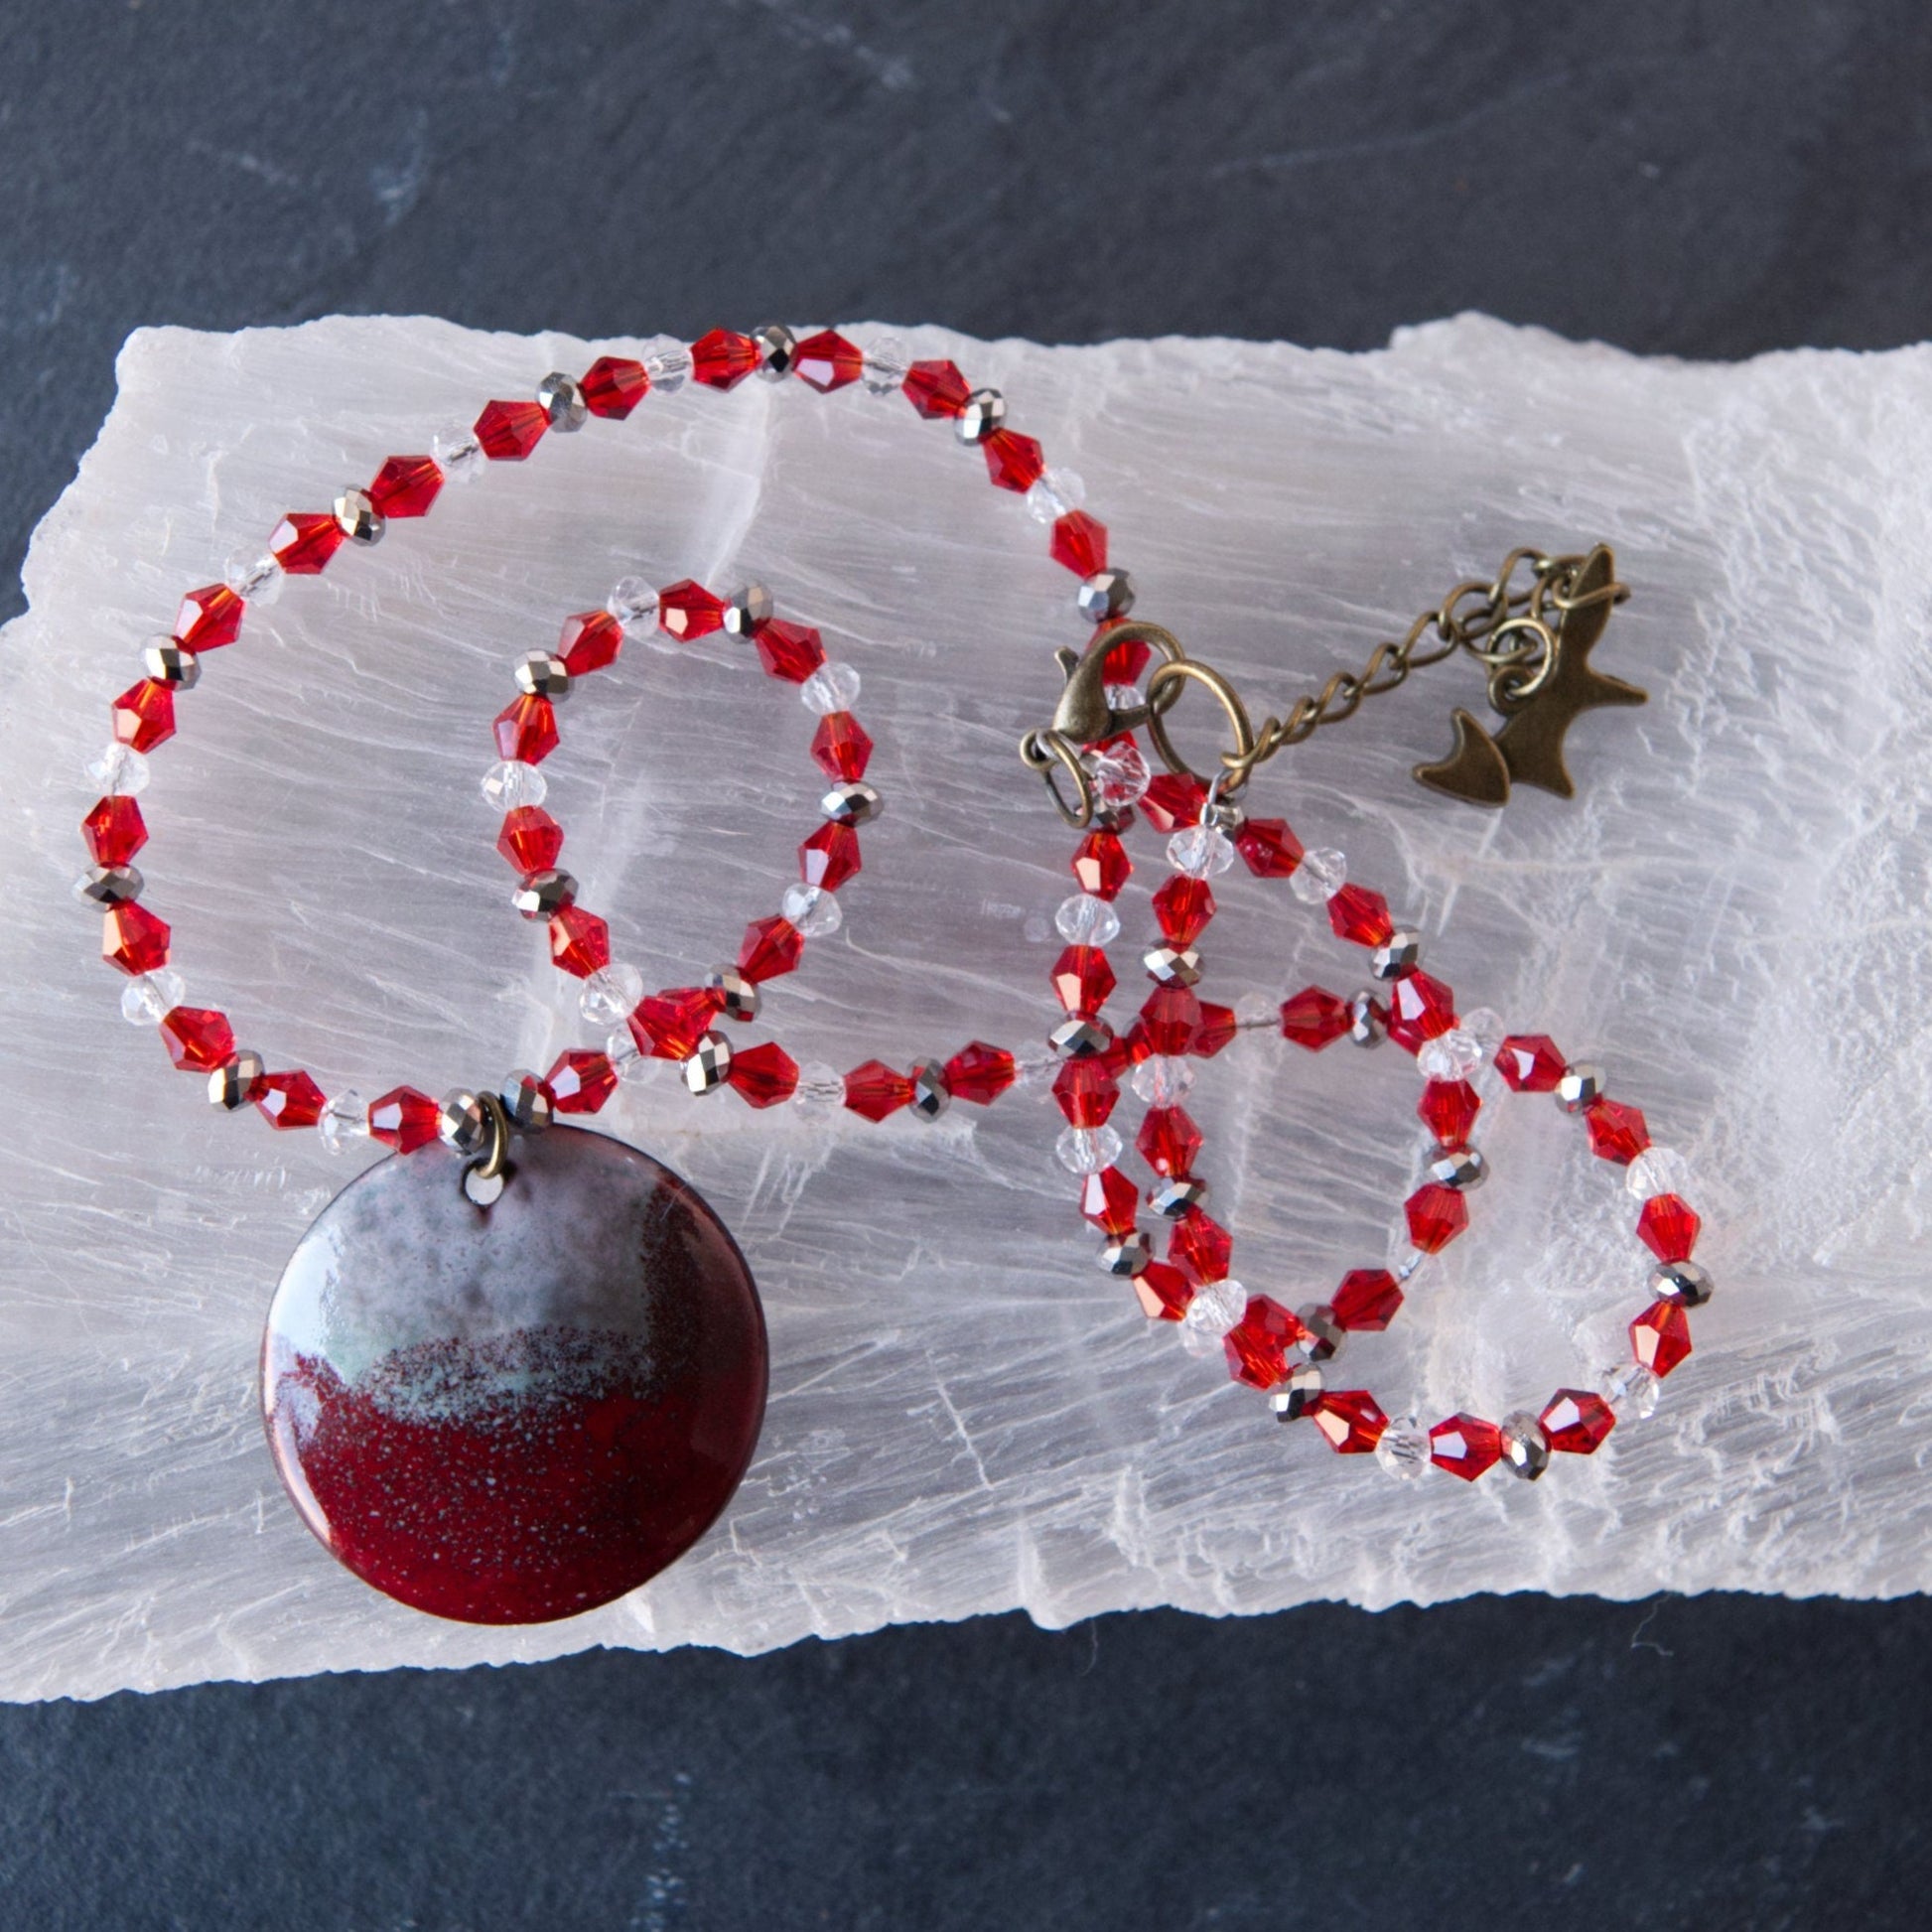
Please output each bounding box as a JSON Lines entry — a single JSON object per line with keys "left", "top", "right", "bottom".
{"left": 2, "top": 314, "right": 1927, "bottom": 1703}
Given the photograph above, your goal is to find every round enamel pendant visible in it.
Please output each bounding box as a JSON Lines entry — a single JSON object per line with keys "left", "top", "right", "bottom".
{"left": 261, "top": 1128, "right": 766, "bottom": 1625}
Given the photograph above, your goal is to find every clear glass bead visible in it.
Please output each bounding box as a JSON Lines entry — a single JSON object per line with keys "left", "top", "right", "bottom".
{"left": 1026, "top": 468, "right": 1086, "bottom": 524}
{"left": 862, "top": 334, "right": 909, "bottom": 393}
{"left": 607, "top": 1027, "right": 657, "bottom": 1082}
{"left": 1056, "top": 1124, "right": 1123, "bottom": 1174}
{"left": 1234, "top": 991, "right": 1278, "bottom": 1032}
{"left": 1289, "top": 848, "right": 1346, "bottom": 903}
{"left": 1104, "top": 681, "right": 1145, "bottom": 715}
{"left": 580, "top": 962, "right": 646, "bottom": 1028}
{"left": 481, "top": 759, "right": 547, "bottom": 810}
{"left": 791, "top": 1059, "right": 846, "bottom": 1120}
{"left": 1458, "top": 1006, "right": 1507, "bottom": 1057}
{"left": 1417, "top": 1028, "right": 1484, "bottom": 1081}
{"left": 1081, "top": 740, "right": 1151, "bottom": 810}
{"left": 1374, "top": 1415, "right": 1433, "bottom": 1480}
{"left": 1054, "top": 893, "right": 1121, "bottom": 946}
{"left": 317, "top": 1090, "right": 369, "bottom": 1155}
{"left": 1600, "top": 1360, "right": 1661, "bottom": 1422}
{"left": 800, "top": 661, "right": 863, "bottom": 716}
{"left": 120, "top": 968, "right": 184, "bottom": 1026}
{"left": 1627, "top": 1145, "right": 1694, "bottom": 1200}
{"left": 432, "top": 428, "right": 484, "bottom": 483}
{"left": 1167, "top": 825, "right": 1235, "bottom": 879}
{"left": 224, "top": 547, "right": 283, "bottom": 605}
{"left": 639, "top": 336, "right": 691, "bottom": 391}
{"left": 608, "top": 575, "right": 659, "bottom": 635}
{"left": 86, "top": 744, "right": 149, "bottom": 796}
{"left": 780, "top": 884, "right": 843, "bottom": 938}
{"left": 1130, "top": 1054, "right": 1196, "bottom": 1106}
{"left": 1008, "top": 1040, "right": 1055, "bottom": 1094}
{"left": 1178, "top": 1280, "right": 1247, "bottom": 1356}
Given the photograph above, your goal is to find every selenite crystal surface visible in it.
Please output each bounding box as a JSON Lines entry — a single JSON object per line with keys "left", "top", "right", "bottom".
{"left": 1, "top": 314, "right": 1927, "bottom": 1700}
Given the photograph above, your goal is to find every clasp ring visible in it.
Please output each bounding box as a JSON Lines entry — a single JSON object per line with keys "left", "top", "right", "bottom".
{"left": 1143, "top": 656, "right": 1258, "bottom": 791}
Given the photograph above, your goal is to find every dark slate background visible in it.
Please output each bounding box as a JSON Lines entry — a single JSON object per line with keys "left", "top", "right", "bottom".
{"left": 4, "top": 2, "right": 1928, "bottom": 1926}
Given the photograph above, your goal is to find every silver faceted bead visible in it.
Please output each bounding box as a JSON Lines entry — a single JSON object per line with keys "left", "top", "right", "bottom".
{"left": 515, "top": 652, "right": 572, "bottom": 700}
{"left": 1143, "top": 944, "right": 1202, "bottom": 988}
{"left": 1427, "top": 1146, "right": 1487, "bottom": 1191}
{"left": 1297, "top": 1303, "right": 1347, "bottom": 1363}
{"left": 207, "top": 1049, "right": 265, "bottom": 1112}
{"left": 753, "top": 323, "right": 798, "bottom": 378}
{"left": 1649, "top": 1259, "right": 1714, "bottom": 1309}
{"left": 1148, "top": 1176, "right": 1208, "bottom": 1218}
{"left": 1098, "top": 1233, "right": 1152, "bottom": 1277}
{"left": 1269, "top": 1362, "right": 1325, "bottom": 1422}
{"left": 907, "top": 1059, "right": 952, "bottom": 1121}
{"left": 1346, "top": 992, "right": 1387, "bottom": 1047}
{"left": 822, "top": 781, "right": 883, "bottom": 826}
{"left": 333, "top": 487, "right": 384, "bottom": 545}
{"left": 141, "top": 638, "right": 201, "bottom": 687}
{"left": 438, "top": 1089, "right": 490, "bottom": 1154}
{"left": 499, "top": 1068, "right": 554, "bottom": 1133}
{"left": 955, "top": 387, "right": 1006, "bottom": 443}
{"left": 705, "top": 966, "right": 760, "bottom": 1022}
{"left": 1076, "top": 569, "right": 1136, "bottom": 622}
{"left": 1049, "top": 1015, "right": 1113, "bottom": 1059}
{"left": 511, "top": 869, "right": 577, "bottom": 920}
{"left": 1370, "top": 930, "right": 1423, "bottom": 980}
{"left": 724, "top": 584, "right": 775, "bottom": 636}
{"left": 538, "top": 371, "right": 589, "bottom": 430}
{"left": 75, "top": 863, "right": 143, "bottom": 904}
{"left": 683, "top": 1031, "right": 733, "bottom": 1095}
{"left": 1557, "top": 1062, "right": 1605, "bottom": 1114}
{"left": 1205, "top": 798, "right": 1246, "bottom": 836}
{"left": 1499, "top": 1412, "right": 1552, "bottom": 1480}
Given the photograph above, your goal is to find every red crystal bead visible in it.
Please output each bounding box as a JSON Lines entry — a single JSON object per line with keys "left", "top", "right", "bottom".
{"left": 901, "top": 358, "right": 970, "bottom": 418}
{"left": 1192, "top": 1004, "right": 1236, "bottom": 1057}
{"left": 1152, "top": 876, "right": 1214, "bottom": 947}
{"left": 1429, "top": 1414, "right": 1502, "bottom": 1480}
{"left": 810, "top": 711, "right": 873, "bottom": 780}
{"left": 1540, "top": 1388, "right": 1615, "bottom": 1454}
{"left": 798, "top": 821, "right": 862, "bottom": 892}
{"left": 1049, "top": 510, "right": 1107, "bottom": 577}
{"left": 581, "top": 355, "right": 648, "bottom": 418}
{"left": 1310, "top": 1391, "right": 1389, "bottom": 1453}
{"left": 1169, "top": 1208, "right": 1232, "bottom": 1284}
{"left": 1141, "top": 772, "right": 1206, "bottom": 834}
{"left": 1051, "top": 944, "right": 1116, "bottom": 1016}
{"left": 728, "top": 1040, "right": 799, "bottom": 1109}
{"left": 1101, "top": 624, "right": 1150, "bottom": 681}
{"left": 1052, "top": 1057, "right": 1119, "bottom": 1127}
{"left": 1071, "top": 828, "right": 1130, "bottom": 899}
{"left": 368, "top": 1085, "right": 440, "bottom": 1152}
{"left": 1133, "top": 1261, "right": 1196, "bottom": 1321}
{"left": 256, "top": 1070, "right": 326, "bottom": 1131}
{"left": 271, "top": 511, "right": 345, "bottom": 575}
{"left": 174, "top": 584, "right": 242, "bottom": 650}
{"left": 690, "top": 328, "right": 759, "bottom": 389}
{"left": 756, "top": 619, "right": 826, "bottom": 683}
{"left": 657, "top": 579, "right": 726, "bottom": 641}
{"left": 545, "top": 1049, "right": 618, "bottom": 1115}
{"left": 1332, "top": 1268, "right": 1402, "bottom": 1331}
{"left": 1223, "top": 1295, "right": 1309, "bottom": 1391}
{"left": 1079, "top": 1166, "right": 1141, "bottom": 1237}
{"left": 82, "top": 795, "right": 148, "bottom": 868}
{"left": 1137, "top": 1105, "right": 1202, "bottom": 1177}
{"left": 944, "top": 1041, "right": 1016, "bottom": 1105}
{"left": 983, "top": 428, "right": 1044, "bottom": 493}
{"left": 474, "top": 398, "right": 547, "bottom": 460}
{"left": 102, "top": 901, "right": 169, "bottom": 975}
{"left": 1405, "top": 1181, "right": 1468, "bottom": 1253}
{"left": 1386, "top": 971, "right": 1455, "bottom": 1053}
{"left": 844, "top": 1060, "right": 913, "bottom": 1122}
{"left": 1637, "top": 1192, "right": 1701, "bottom": 1263}
{"left": 738, "top": 914, "right": 804, "bottom": 983}
{"left": 1327, "top": 884, "right": 1394, "bottom": 947}
{"left": 632, "top": 987, "right": 722, "bottom": 1061}
{"left": 1585, "top": 1097, "right": 1650, "bottom": 1165}
{"left": 158, "top": 1006, "right": 234, "bottom": 1072}
{"left": 1234, "top": 817, "right": 1303, "bottom": 879}
{"left": 548, "top": 903, "right": 611, "bottom": 978}
{"left": 1496, "top": 1034, "right": 1566, "bottom": 1092}
{"left": 792, "top": 329, "right": 863, "bottom": 393}
{"left": 494, "top": 693, "right": 559, "bottom": 765}
{"left": 1140, "top": 985, "right": 1202, "bottom": 1055}
{"left": 1280, "top": 986, "right": 1350, "bottom": 1050}
{"left": 368, "top": 455, "right": 443, "bottom": 518}
{"left": 1419, "top": 1079, "right": 1481, "bottom": 1148}
{"left": 111, "top": 679, "right": 176, "bottom": 754}
{"left": 497, "top": 805, "right": 563, "bottom": 874}
{"left": 1630, "top": 1300, "right": 1693, "bottom": 1377}
{"left": 558, "top": 611, "right": 622, "bottom": 675}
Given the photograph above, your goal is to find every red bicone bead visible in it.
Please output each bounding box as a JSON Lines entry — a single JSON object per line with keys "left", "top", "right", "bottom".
{"left": 1137, "top": 1105, "right": 1202, "bottom": 1177}
{"left": 1071, "top": 828, "right": 1130, "bottom": 899}
{"left": 756, "top": 619, "right": 826, "bottom": 683}
{"left": 1327, "top": 883, "right": 1394, "bottom": 947}
{"left": 944, "top": 1041, "right": 1016, "bottom": 1106}
{"left": 82, "top": 795, "right": 148, "bottom": 868}
{"left": 690, "top": 328, "right": 760, "bottom": 389}
{"left": 983, "top": 428, "right": 1044, "bottom": 493}
{"left": 810, "top": 711, "right": 873, "bottom": 780}
{"left": 558, "top": 611, "right": 622, "bottom": 675}
{"left": 901, "top": 358, "right": 970, "bottom": 418}
{"left": 474, "top": 399, "right": 547, "bottom": 460}
{"left": 581, "top": 355, "right": 648, "bottom": 418}
{"left": 1133, "top": 1261, "right": 1196, "bottom": 1321}
{"left": 1169, "top": 1208, "right": 1232, "bottom": 1284}
{"left": 728, "top": 1040, "right": 799, "bottom": 1109}
{"left": 111, "top": 679, "right": 176, "bottom": 754}
{"left": 1630, "top": 1300, "right": 1693, "bottom": 1377}
{"left": 1637, "top": 1192, "right": 1701, "bottom": 1263}
{"left": 1224, "top": 1295, "right": 1308, "bottom": 1391}
{"left": 368, "top": 1085, "right": 440, "bottom": 1152}
{"left": 844, "top": 1060, "right": 913, "bottom": 1122}
{"left": 1385, "top": 971, "right": 1455, "bottom": 1053}
{"left": 256, "top": 1070, "right": 326, "bottom": 1131}
{"left": 1050, "top": 510, "right": 1107, "bottom": 576}
{"left": 1332, "top": 1267, "right": 1403, "bottom": 1331}
{"left": 546, "top": 1049, "right": 618, "bottom": 1115}
{"left": 497, "top": 805, "right": 563, "bottom": 874}
{"left": 1234, "top": 817, "right": 1303, "bottom": 879}
{"left": 548, "top": 903, "right": 611, "bottom": 978}
{"left": 1310, "top": 1391, "right": 1389, "bottom": 1453}
{"left": 1419, "top": 1078, "right": 1481, "bottom": 1148}
{"left": 1280, "top": 986, "right": 1350, "bottom": 1050}
{"left": 1140, "top": 985, "right": 1202, "bottom": 1056}
{"left": 1429, "top": 1414, "right": 1502, "bottom": 1480}
{"left": 494, "top": 693, "right": 559, "bottom": 764}
{"left": 1152, "top": 875, "right": 1214, "bottom": 947}
{"left": 1405, "top": 1181, "right": 1468, "bottom": 1253}
{"left": 1141, "top": 773, "right": 1206, "bottom": 835}
{"left": 271, "top": 512, "right": 345, "bottom": 575}
{"left": 1101, "top": 624, "right": 1150, "bottom": 681}
{"left": 1192, "top": 1003, "right": 1236, "bottom": 1058}
{"left": 103, "top": 901, "right": 169, "bottom": 975}
{"left": 738, "top": 914, "right": 804, "bottom": 983}
{"left": 1079, "top": 1166, "right": 1141, "bottom": 1237}
{"left": 632, "top": 987, "right": 722, "bottom": 1060}
{"left": 1540, "top": 1388, "right": 1615, "bottom": 1454}
{"left": 799, "top": 821, "right": 862, "bottom": 892}
{"left": 792, "top": 329, "right": 863, "bottom": 393}
{"left": 657, "top": 579, "right": 726, "bottom": 641}
{"left": 368, "top": 455, "right": 443, "bottom": 518}
{"left": 1496, "top": 1034, "right": 1566, "bottom": 1092}
{"left": 1051, "top": 944, "right": 1115, "bottom": 1016}
{"left": 158, "top": 1006, "right": 234, "bottom": 1072}
{"left": 1052, "top": 1057, "right": 1119, "bottom": 1128}
{"left": 174, "top": 584, "right": 242, "bottom": 650}
{"left": 1586, "top": 1097, "right": 1650, "bottom": 1165}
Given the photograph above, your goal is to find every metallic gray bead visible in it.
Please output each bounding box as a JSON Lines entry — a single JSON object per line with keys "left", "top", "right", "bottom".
{"left": 1557, "top": 1061, "right": 1605, "bottom": 1114}
{"left": 511, "top": 869, "right": 577, "bottom": 920}
{"left": 955, "top": 387, "right": 1006, "bottom": 442}
{"left": 907, "top": 1059, "right": 952, "bottom": 1121}
{"left": 1370, "top": 930, "right": 1423, "bottom": 980}
{"left": 141, "top": 638, "right": 200, "bottom": 687}
{"left": 499, "top": 1068, "right": 555, "bottom": 1133}
{"left": 704, "top": 967, "right": 760, "bottom": 1022}
{"left": 76, "top": 863, "right": 143, "bottom": 904}
{"left": 1269, "top": 1362, "right": 1325, "bottom": 1421}
{"left": 683, "top": 1031, "right": 733, "bottom": 1095}
{"left": 333, "top": 487, "right": 384, "bottom": 544}
{"left": 1499, "top": 1412, "right": 1552, "bottom": 1479}
{"left": 1649, "top": 1259, "right": 1714, "bottom": 1309}
{"left": 1098, "top": 1233, "right": 1151, "bottom": 1277}
{"left": 514, "top": 651, "right": 572, "bottom": 700}
{"left": 753, "top": 323, "right": 798, "bottom": 378}
{"left": 438, "top": 1089, "right": 490, "bottom": 1154}
{"left": 207, "top": 1050, "right": 265, "bottom": 1112}
{"left": 1076, "top": 569, "right": 1136, "bottom": 622}
{"left": 724, "top": 583, "right": 775, "bottom": 636}
{"left": 1148, "top": 1176, "right": 1207, "bottom": 1218}
{"left": 1427, "top": 1146, "right": 1487, "bottom": 1190}
{"left": 1049, "top": 1015, "right": 1113, "bottom": 1059}
{"left": 1143, "top": 944, "right": 1202, "bottom": 987}
{"left": 1346, "top": 992, "right": 1387, "bottom": 1047}
{"left": 822, "top": 781, "right": 883, "bottom": 826}
{"left": 1296, "top": 1303, "right": 1347, "bottom": 1363}
{"left": 538, "top": 371, "right": 588, "bottom": 430}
